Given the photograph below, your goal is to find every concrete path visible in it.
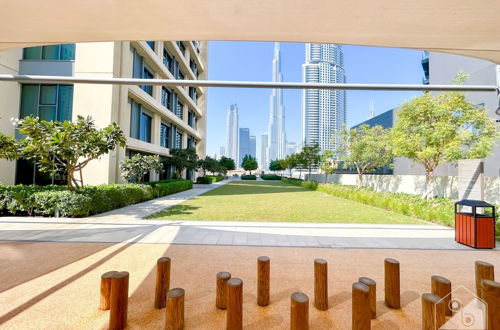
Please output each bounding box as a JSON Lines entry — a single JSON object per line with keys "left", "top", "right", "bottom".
{"left": 0, "top": 178, "right": 497, "bottom": 250}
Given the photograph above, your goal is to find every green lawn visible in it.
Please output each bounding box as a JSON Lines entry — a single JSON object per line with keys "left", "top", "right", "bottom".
{"left": 148, "top": 180, "right": 423, "bottom": 224}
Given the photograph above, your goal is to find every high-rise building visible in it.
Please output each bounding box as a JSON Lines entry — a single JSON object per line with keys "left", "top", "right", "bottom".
{"left": 249, "top": 135, "right": 256, "bottom": 159}
{"left": 260, "top": 133, "right": 269, "bottom": 170}
{"left": 302, "top": 43, "right": 346, "bottom": 152}
{"left": 286, "top": 142, "right": 298, "bottom": 156}
{"left": 225, "top": 104, "right": 239, "bottom": 162}
{"left": 267, "top": 42, "right": 286, "bottom": 162}
{"left": 0, "top": 41, "right": 208, "bottom": 185}
{"left": 238, "top": 127, "right": 250, "bottom": 167}
{"left": 219, "top": 146, "right": 225, "bottom": 158}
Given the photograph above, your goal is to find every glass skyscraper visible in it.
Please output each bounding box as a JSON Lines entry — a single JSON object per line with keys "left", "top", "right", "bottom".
{"left": 301, "top": 43, "right": 346, "bottom": 152}
{"left": 225, "top": 104, "right": 239, "bottom": 163}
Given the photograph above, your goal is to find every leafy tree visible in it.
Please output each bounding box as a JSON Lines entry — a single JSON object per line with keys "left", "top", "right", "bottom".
{"left": 392, "top": 75, "right": 498, "bottom": 198}
{"left": 164, "top": 148, "right": 199, "bottom": 179}
{"left": 337, "top": 124, "right": 392, "bottom": 188}
{"left": 219, "top": 156, "right": 236, "bottom": 172}
{"left": 299, "top": 144, "right": 320, "bottom": 177}
{"left": 241, "top": 154, "right": 258, "bottom": 174}
{"left": 269, "top": 159, "right": 283, "bottom": 173}
{"left": 319, "top": 150, "right": 338, "bottom": 183}
{"left": 0, "top": 116, "right": 125, "bottom": 188}
{"left": 284, "top": 153, "right": 299, "bottom": 177}
{"left": 121, "top": 154, "right": 163, "bottom": 183}
{"left": 198, "top": 156, "right": 219, "bottom": 176}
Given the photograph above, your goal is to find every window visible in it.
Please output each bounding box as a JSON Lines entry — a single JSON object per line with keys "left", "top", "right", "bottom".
{"left": 189, "top": 59, "right": 198, "bottom": 76}
{"left": 146, "top": 41, "right": 155, "bottom": 51}
{"left": 188, "top": 87, "right": 197, "bottom": 103}
{"left": 187, "top": 135, "right": 196, "bottom": 149}
{"left": 130, "top": 99, "right": 152, "bottom": 143}
{"left": 178, "top": 70, "right": 184, "bottom": 80}
{"left": 132, "top": 48, "right": 155, "bottom": 96}
{"left": 175, "top": 130, "right": 183, "bottom": 149}
{"left": 20, "top": 84, "right": 73, "bottom": 121}
{"left": 188, "top": 109, "right": 197, "bottom": 129}
{"left": 163, "top": 47, "right": 173, "bottom": 72}
{"left": 23, "top": 44, "right": 75, "bottom": 61}
{"left": 161, "top": 87, "right": 173, "bottom": 109}
{"left": 177, "top": 41, "right": 186, "bottom": 56}
{"left": 176, "top": 100, "right": 184, "bottom": 119}
{"left": 160, "top": 122, "right": 171, "bottom": 148}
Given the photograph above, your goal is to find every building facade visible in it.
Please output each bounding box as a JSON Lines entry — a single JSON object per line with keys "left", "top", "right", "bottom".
{"left": 302, "top": 43, "right": 346, "bottom": 152}
{"left": 225, "top": 104, "right": 239, "bottom": 163}
{"left": 249, "top": 135, "right": 256, "bottom": 159}
{"left": 238, "top": 127, "right": 250, "bottom": 167}
{"left": 0, "top": 41, "right": 208, "bottom": 185}
{"left": 267, "top": 42, "right": 286, "bottom": 164}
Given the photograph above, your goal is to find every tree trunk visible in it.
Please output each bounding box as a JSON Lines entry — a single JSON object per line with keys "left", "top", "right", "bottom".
{"left": 324, "top": 173, "right": 328, "bottom": 183}
{"left": 357, "top": 169, "right": 363, "bottom": 188}
{"left": 422, "top": 170, "right": 434, "bottom": 199}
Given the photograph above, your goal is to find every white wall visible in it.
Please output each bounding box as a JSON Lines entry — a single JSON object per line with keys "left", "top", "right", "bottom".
{"left": 304, "top": 173, "right": 500, "bottom": 204}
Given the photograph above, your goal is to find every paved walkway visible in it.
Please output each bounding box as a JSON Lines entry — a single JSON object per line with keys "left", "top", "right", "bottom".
{"left": 0, "top": 179, "right": 497, "bottom": 250}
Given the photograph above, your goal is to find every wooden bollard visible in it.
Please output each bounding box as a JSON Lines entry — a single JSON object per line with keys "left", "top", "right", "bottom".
{"left": 352, "top": 282, "right": 371, "bottom": 330}
{"left": 100, "top": 271, "right": 118, "bottom": 310}
{"left": 216, "top": 272, "right": 231, "bottom": 309}
{"left": 475, "top": 261, "right": 494, "bottom": 299}
{"left": 431, "top": 275, "right": 452, "bottom": 316}
{"left": 290, "top": 292, "right": 309, "bottom": 330}
{"left": 482, "top": 280, "right": 500, "bottom": 330}
{"left": 165, "top": 288, "right": 185, "bottom": 330}
{"left": 257, "top": 256, "right": 270, "bottom": 306}
{"left": 359, "top": 277, "right": 376, "bottom": 319}
{"left": 421, "top": 293, "right": 445, "bottom": 330}
{"left": 384, "top": 258, "right": 400, "bottom": 309}
{"left": 314, "top": 259, "right": 328, "bottom": 311}
{"left": 109, "top": 271, "right": 129, "bottom": 330}
{"left": 155, "top": 257, "right": 171, "bottom": 309}
{"left": 227, "top": 278, "right": 243, "bottom": 330}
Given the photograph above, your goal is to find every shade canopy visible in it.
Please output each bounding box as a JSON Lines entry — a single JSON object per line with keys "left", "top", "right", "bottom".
{"left": 1, "top": 0, "right": 500, "bottom": 63}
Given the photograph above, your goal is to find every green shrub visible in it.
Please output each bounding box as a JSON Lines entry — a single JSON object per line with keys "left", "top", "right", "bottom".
{"left": 0, "top": 180, "right": 192, "bottom": 217}
{"left": 196, "top": 175, "right": 225, "bottom": 184}
{"left": 281, "top": 178, "right": 465, "bottom": 226}
{"left": 241, "top": 175, "right": 257, "bottom": 180}
{"left": 260, "top": 174, "right": 281, "bottom": 180}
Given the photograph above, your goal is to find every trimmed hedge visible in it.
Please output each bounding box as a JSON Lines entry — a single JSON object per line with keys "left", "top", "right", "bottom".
{"left": 241, "top": 175, "right": 257, "bottom": 180}
{"left": 196, "top": 176, "right": 224, "bottom": 184}
{"left": 281, "top": 178, "right": 459, "bottom": 226}
{"left": 0, "top": 180, "right": 192, "bottom": 218}
{"left": 260, "top": 174, "right": 281, "bottom": 180}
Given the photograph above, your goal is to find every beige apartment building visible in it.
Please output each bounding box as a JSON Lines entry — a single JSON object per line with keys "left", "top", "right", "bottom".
{"left": 0, "top": 41, "right": 208, "bottom": 185}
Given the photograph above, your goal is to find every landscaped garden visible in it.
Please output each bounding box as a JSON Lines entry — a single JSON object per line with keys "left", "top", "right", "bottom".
{"left": 148, "top": 180, "right": 423, "bottom": 224}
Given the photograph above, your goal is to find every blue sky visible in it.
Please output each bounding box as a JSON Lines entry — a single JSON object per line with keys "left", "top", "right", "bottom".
{"left": 206, "top": 41, "right": 425, "bottom": 157}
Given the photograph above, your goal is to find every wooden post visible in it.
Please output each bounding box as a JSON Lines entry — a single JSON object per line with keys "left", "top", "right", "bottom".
{"left": 100, "top": 271, "right": 118, "bottom": 311}
{"left": 314, "top": 258, "right": 328, "bottom": 311}
{"left": 359, "top": 277, "right": 376, "bottom": 319}
{"left": 352, "top": 282, "right": 371, "bottom": 330}
{"left": 165, "top": 288, "right": 185, "bottom": 330}
{"left": 421, "top": 293, "right": 445, "bottom": 330}
{"left": 482, "top": 280, "right": 500, "bottom": 330}
{"left": 155, "top": 257, "right": 171, "bottom": 309}
{"left": 216, "top": 272, "right": 231, "bottom": 309}
{"left": 431, "top": 275, "right": 452, "bottom": 316}
{"left": 475, "top": 261, "right": 494, "bottom": 299}
{"left": 109, "top": 271, "right": 129, "bottom": 330}
{"left": 257, "top": 256, "right": 270, "bottom": 306}
{"left": 227, "top": 278, "right": 243, "bottom": 330}
{"left": 290, "top": 292, "right": 309, "bottom": 330}
{"left": 384, "top": 258, "right": 400, "bottom": 309}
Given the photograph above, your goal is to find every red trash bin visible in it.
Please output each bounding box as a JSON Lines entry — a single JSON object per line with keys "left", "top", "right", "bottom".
{"left": 455, "top": 200, "right": 496, "bottom": 249}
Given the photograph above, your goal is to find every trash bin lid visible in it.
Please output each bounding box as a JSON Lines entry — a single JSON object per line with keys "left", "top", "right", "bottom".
{"left": 455, "top": 199, "right": 494, "bottom": 207}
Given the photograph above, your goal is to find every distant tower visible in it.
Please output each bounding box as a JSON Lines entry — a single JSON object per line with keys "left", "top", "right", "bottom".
{"left": 220, "top": 146, "right": 225, "bottom": 158}
{"left": 238, "top": 128, "right": 250, "bottom": 167}
{"left": 302, "top": 43, "right": 346, "bottom": 152}
{"left": 249, "top": 135, "right": 256, "bottom": 159}
{"left": 260, "top": 132, "right": 269, "bottom": 170}
{"left": 225, "top": 104, "right": 239, "bottom": 162}
{"left": 267, "top": 42, "right": 287, "bottom": 161}
{"left": 368, "top": 101, "right": 375, "bottom": 119}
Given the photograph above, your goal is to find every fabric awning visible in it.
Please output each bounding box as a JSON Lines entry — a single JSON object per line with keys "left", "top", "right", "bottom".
{"left": 1, "top": 0, "right": 500, "bottom": 63}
